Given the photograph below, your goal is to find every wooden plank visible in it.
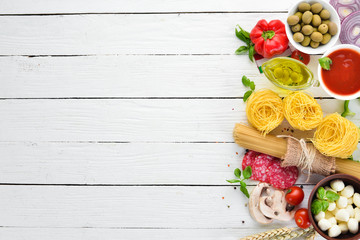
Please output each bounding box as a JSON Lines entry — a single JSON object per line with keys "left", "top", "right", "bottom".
{"left": 0, "top": 228, "right": 324, "bottom": 240}
{"left": 0, "top": 99, "right": 350, "bottom": 142}
{"left": 0, "top": 13, "right": 287, "bottom": 55}
{"left": 0, "top": 55, "right": 327, "bottom": 98}
{"left": 0, "top": 185, "right": 314, "bottom": 228}
{"left": 0, "top": 0, "right": 303, "bottom": 14}
{"left": 0, "top": 142, "right": 325, "bottom": 184}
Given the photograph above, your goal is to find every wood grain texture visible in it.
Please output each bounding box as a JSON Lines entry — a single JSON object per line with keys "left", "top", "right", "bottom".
{"left": 0, "top": 185, "right": 313, "bottom": 228}
{"left": 0, "top": 13, "right": 288, "bottom": 55}
{"left": 0, "top": 99, "right": 350, "bottom": 142}
{"left": 0, "top": 0, "right": 302, "bottom": 14}
{"left": 0, "top": 55, "right": 327, "bottom": 98}
{"left": 0, "top": 142, "right": 325, "bottom": 184}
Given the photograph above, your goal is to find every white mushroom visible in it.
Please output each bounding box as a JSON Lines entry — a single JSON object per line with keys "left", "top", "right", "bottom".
{"left": 259, "top": 190, "right": 295, "bottom": 221}
{"left": 318, "top": 218, "right": 332, "bottom": 231}
{"left": 354, "top": 193, "right": 360, "bottom": 208}
{"left": 330, "top": 179, "right": 345, "bottom": 192}
{"left": 248, "top": 183, "right": 273, "bottom": 224}
{"left": 338, "top": 222, "right": 349, "bottom": 234}
{"left": 335, "top": 209, "right": 350, "bottom": 222}
{"left": 328, "top": 225, "right": 341, "bottom": 238}
{"left": 315, "top": 211, "right": 325, "bottom": 222}
{"left": 341, "top": 185, "right": 354, "bottom": 198}
{"left": 328, "top": 202, "right": 336, "bottom": 212}
{"left": 336, "top": 196, "right": 348, "bottom": 209}
{"left": 348, "top": 218, "right": 359, "bottom": 234}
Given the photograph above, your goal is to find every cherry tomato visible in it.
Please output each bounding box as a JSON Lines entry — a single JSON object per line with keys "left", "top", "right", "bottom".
{"left": 285, "top": 186, "right": 304, "bottom": 206}
{"left": 294, "top": 208, "right": 311, "bottom": 229}
{"left": 291, "top": 50, "right": 310, "bottom": 65}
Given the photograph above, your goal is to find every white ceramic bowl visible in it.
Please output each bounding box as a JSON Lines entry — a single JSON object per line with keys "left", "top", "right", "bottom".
{"left": 318, "top": 44, "right": 360, "bottom": 100}
{"left": 286, "top": 0, "right": 341, "bottom": 54}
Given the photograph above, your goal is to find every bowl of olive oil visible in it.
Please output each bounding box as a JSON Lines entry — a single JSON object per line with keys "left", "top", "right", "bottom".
{"left": 262, "top": 57, "right": 315, "bottom": 91}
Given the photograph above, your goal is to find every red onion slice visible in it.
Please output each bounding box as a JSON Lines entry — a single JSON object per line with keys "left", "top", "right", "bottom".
{"left": 340, "top": 11, "right": 360, "bottom": 46}
{"left": 330, "top": 0, "right": 360, "bottom": 21}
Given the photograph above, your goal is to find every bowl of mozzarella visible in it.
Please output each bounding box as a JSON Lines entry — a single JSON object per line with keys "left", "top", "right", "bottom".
{"left": 308, "top": 174, "right": 360, "bottom": 240}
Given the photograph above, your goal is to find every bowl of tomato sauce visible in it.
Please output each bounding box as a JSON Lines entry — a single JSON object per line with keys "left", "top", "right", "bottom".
{"left": 318, "top": 44, "right": 360, "bottom": 100}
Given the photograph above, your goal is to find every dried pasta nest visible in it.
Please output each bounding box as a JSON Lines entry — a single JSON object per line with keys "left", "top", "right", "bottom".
{"left": 283, "top": 91, "right": 323, "bottom": 131}
{"left": 246, "top": 89, "right": 284, "bottom": 135}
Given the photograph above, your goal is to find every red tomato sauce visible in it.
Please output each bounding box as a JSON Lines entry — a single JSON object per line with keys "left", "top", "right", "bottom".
{"left": 321, "top": 48, "right": 360, "bottom": 96}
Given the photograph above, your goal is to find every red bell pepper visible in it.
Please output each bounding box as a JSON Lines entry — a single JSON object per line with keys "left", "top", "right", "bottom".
{"left": 250, "top": 19, "right": 288, "bottom": 58}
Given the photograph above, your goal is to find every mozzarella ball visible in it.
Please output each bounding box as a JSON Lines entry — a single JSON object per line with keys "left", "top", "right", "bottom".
{"left": 348, "top": 197, "right": 353, "bottom": 205}
{"left": 354, "top": 193, "right": 360, "bottom": 207}
{"left": 341, "top": 185, "right": 355, "bottom": 198}
{"left": 330, "top": 180, "right": 345, "bottom": 192}
{"left": 328, "top": 225, "right": 342, "bottom": 237}
{"left": 328, "top": 202, "right": 336, "bottom": 212}
{"left": 337, "top": 196, "right": 348, "bottom": 209}
{"left": 328, "top": 217, "right": 337, "bottom": 226}
{"left": 336, "top": 209, "right": 350, "bottom": 222}
{"left": 318, "top": 218, "right": 332, "bottom": 231}
{"left": 354, "top": 207, "right": 360, "bottom": 222}
{"left": 325, "top": 186, "right": 336, "bottom": 193}
{"left": 348, "top": 218, "right": 359, "bottom": 234}
{"left": 315, "top": 211, "right": 325, "bottom": 222}
{"left": 331, "top": 207, "right": 340, "bottom": 215}
{"left": 346, "top": 205, "right": 355, "bottom": 218}
{"left": 325, "top": 211, "right": 334, "bottom": 219}
{"left": 338, "top": 222, "right": 349, "bottom": 234}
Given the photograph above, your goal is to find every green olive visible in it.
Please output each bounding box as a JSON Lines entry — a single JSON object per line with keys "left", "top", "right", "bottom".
{"left": 312, "top": 14, "right": 322, "bottom": 27}
{"left": 318, "top": 24, "right": 328, "bottom": 34}
{"left": 328, "top": 22, "right": 338, "bottom": 36}
{"left": 321, "top": 33, "right": 331, "bottom": 44}
{"left": 311, "top": 32, "right": 323, "bottom": 42}
{"left": 313, "top": 27, "right": 318, "bottom": 32}
{"left": 274, "top": 68, "right": 284, "bottom": 79}
{"left": 311, "top": 3, "right": 323, "bottom": 13}
{"left": 298, "top": 2, "right": 311, "bottom": 12}
{"left": 302, "top": 11, "right": 313, "bottom": 24}
{"left": 294, "top": 11, "right": 303, "bottom": 20}
{"left": 322, "top": 20, "right": 330, "bottom": 25}
{"left": 293, "top": 32, "right": 305, "bottom": 42}
{"left": 310, "top": 40, "right": 320, "bottom": 48}
{"left": 301, "top": 22, "right": 305, "bottom": 27}
{"left": 290, "top": 72, "right": 301, "bottom": 83}
{"left": 320, "top": 9, "right": 330, "bottom": 20}
{"left": 301, "top": 36, "right": 311, "bottom": 46}
{"left": 291, "top": 24, "right": 301, "bottom": 32}
{"left": 287, "top": 15, "right": 300, "bottom": 25}
{"left": 302, "top": 25, "right": 314, "bottom": 35}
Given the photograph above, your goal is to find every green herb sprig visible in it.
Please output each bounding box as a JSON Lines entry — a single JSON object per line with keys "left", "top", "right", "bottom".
{"left": 242, "top": 75, "right": 256, "bottom": 102}
{"left": 226, "top": 166, "right": 252, "bottom": 198}
{"left": 311, "top": 187, "right": 339, "bottom": 215}
{"left": 341, "top": 100, "right": 355, "bottom": 118}
{"left": 318, "top": 57, "right": 332, "bottom": 70}
{"left": 235, "top": 25, "right": 255, "bottom": 62}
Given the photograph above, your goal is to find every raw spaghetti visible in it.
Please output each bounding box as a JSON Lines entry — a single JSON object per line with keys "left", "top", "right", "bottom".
{"left": 246, "top": 89, "right": 284, "bottom": 135}
{"left": 283, "top": 91, "right": 323, "bottom": 131}
{"left": 312, "top": 113, "right": 359, "bottom": 158}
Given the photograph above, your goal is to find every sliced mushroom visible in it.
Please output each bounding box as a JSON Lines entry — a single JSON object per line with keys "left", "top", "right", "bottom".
{"left": 248, "top": 183, "right": 273, "bottom": 224}
{"left": 259, "top": 190, "right": 295, "bottom": 221}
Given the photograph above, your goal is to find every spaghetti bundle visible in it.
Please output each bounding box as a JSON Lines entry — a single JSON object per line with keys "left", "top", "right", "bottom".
{"left": 283, "top": 91, "right": 323, "bottom": 131}
{"left": 312, "top": 113, "right": 359, "bottom": 158}
{"left": 246, "top": 89, "right": 284, "bottom": 135}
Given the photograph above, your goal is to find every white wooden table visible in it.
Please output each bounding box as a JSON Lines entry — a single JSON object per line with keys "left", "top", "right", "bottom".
{"left": 1, "top": 1, "right": 358, "bottom": 239}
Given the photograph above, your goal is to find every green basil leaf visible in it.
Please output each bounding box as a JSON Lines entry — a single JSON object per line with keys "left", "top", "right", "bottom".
{"left": 248, "top": 45, "right": 255, "bottom": 62}
{"left": 235, "top": 46, "right": 249, "bottom": 55}
{"left": 240, "top": 181, "right": 250, "bottom": 198}
{"left": 321, "top": 200, "right": 329, "bottom": 212}
{"left": 317, "top": 187, "right": 326, "bottom": 200}
{"left": 243, "top": 166, "right": 252, "bottom": 179}
{"left": 326, "top": 191, "right": 340, "bottom": 202}
{"left": 249, "top": 81, "right": 255, "bottom": 91}
{"left": 242, "top": 76, "right": 251, "bottom": 87}
{"left": 319, "top": 57, "right": 332, "bottom": 70}
{"left": 235, "top": 25, "right": 251, "bottom": 45}
{"left": 226, "top": 179, "right": 241, "bottom": 183}
{"left": 234, "top": 168, "right": 241, "bottom": 178}
{"left": 311, "top": 199, "right": 323, "bottom": 215}
{"left": 243, "top": 90, "right": 253, "bottom": 102}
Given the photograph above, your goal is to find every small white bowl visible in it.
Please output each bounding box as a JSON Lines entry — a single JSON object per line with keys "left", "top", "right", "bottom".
{"left": 318, "top": 44, "right": 360, "bottom": 100}
{"left": 286, "top": 0, "right": 341, "bottom": 54}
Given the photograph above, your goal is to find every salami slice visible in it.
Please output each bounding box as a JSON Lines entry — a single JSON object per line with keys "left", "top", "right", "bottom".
{"left": 241, "top": 150, "right": 260, "bottom": 170}
{"left": 251, "top": 154, "right": 276, "bottom": 182}
{"left": 268, "top": 161, "right": 299, "bottom": 189}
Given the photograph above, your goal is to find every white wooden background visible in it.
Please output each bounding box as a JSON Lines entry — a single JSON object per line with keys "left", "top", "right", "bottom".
{"left": 1, "top": 1, "right": 359, "bottom": 239}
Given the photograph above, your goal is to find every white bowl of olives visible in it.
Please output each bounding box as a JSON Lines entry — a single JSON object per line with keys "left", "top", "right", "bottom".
{"left": 286, "top": 0, "right": 341, "bottom": 54}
